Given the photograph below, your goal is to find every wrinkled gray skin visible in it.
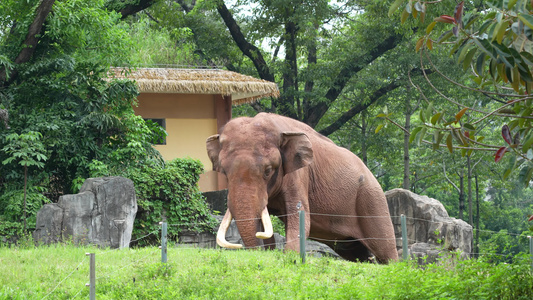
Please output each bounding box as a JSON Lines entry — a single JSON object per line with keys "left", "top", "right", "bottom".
{"left": 207, "top": 113, "right": 398, "bottom": 263}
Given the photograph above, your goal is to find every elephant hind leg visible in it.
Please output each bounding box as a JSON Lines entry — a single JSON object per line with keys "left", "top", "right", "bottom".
{"left": 329, "top": 240, "right": 373, "bottom": 263}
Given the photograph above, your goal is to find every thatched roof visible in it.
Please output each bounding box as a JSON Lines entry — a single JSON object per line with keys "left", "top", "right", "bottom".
{"left": 109, "top": 67, "right": 279, "bottom": 105}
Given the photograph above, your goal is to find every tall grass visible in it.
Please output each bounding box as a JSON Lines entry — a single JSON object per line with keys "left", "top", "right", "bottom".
{"left": 1, "top": 243, "right": 532, "bottom": 299}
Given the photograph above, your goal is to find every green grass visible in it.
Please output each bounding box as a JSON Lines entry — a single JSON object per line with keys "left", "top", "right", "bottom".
{"left": 1, "top": 244, "right": 533, "bottom": 299}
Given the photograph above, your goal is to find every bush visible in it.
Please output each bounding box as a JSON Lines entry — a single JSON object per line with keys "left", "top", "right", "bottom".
{"left": 125, "top": 158, "right": 216, "bottom": 245}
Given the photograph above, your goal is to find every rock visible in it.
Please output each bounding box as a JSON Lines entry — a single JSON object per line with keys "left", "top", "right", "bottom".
{"left": 33, "top": 203, "right": 63, "bottom": 244}
{"left": 386, "top": 188, "right": 473, "bottom": 261}
{"left": 33, "top": 177, "right": 137, "bottom": 249}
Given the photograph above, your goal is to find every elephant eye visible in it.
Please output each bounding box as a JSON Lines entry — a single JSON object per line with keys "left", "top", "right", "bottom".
{"left": 264, "top": 166, "right": 273, "bottom": 178}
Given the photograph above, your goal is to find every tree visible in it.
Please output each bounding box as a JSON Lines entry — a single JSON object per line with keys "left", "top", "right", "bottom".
{"left": 1, "top": 132, "right": 47, "bottom": 230}
{"left": 388, "top": 0, "right": 533, "bottom": 185}
{"left": 0, "top": 0, "right": 162, "bottom": 207}
{"left": 133, "top": 0, "right": 413, "bottom": 136}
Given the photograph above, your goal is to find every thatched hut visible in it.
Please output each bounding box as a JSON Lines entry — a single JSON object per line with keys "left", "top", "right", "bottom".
{"left": 109, "top": 67, "right": 279, "bottom": 192}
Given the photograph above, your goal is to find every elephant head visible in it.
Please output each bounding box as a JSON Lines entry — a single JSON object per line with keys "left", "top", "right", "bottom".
{"left": 206, "top": 118, "right": 313, "bottom": 249}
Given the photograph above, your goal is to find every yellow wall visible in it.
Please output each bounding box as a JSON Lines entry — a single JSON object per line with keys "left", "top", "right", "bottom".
{"left": 133, "top": 93, "right": 219, "bottom": 192}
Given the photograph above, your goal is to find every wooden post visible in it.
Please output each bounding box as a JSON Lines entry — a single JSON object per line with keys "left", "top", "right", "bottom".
{"left": 299, "top": 210, "right": 306, "bottom": 264}
{"left": 85, "top": 253, "right": 95, "bottom": 300}
{"left": 160, "top": 222, "right": 167, "bottom": 263}
{"left": 401, "top": 214, "right": 408, "bottom": 261}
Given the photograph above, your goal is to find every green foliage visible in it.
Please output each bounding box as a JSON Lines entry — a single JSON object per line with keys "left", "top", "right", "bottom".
{"left": 388, "top": 0, "right": 533, "bottom": 185}
{"left": 2, "top": 131, "right": 47, "bottom": 168}
{"left": 124, "top": 158, "right": 217, "bottom": 245}
{"left": 122, "top": 15, "right": 198, "bottom": 67}
{"left": 0, "top": 185, "right": 50, "bottom": 228}
{"left": 1, "top": 245, "right": 533, "bottom": 299}
{"left": 0, "top": 0, "right": 170, "bottom": 236}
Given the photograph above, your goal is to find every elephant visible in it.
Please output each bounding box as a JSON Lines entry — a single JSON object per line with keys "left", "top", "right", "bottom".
{"left": 206, "top": 113, "right": 398, "bottom": 263}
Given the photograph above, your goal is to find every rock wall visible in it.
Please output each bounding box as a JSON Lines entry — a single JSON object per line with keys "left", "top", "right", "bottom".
{"left": 385, "top": 188, "right": 473, "bottom": 260}
{"left": 33, "top": 177, "right": 137, "bottom": 248}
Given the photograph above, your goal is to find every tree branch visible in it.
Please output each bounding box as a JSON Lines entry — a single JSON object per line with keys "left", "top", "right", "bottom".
{"left": 0, "top": 0, "right": 56, "bottom": 86}
{"left": 216, "top": 2, "right": 275, "bottom": 83}
{"left": 110, "top": 0, "right": 156, "bottom": 19}
{"left": 304, "top": 33, "right": 403, "bottom": 128}
{"left": 319, "top": 80, "right": 400, "bottom": 136}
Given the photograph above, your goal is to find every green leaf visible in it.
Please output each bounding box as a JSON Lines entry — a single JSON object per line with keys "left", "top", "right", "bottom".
{"left": 389, "top": 0, "right": 406, "bottom": 17}
{"left": 419, "top": 107, "right": 426, "bottom": 123}
{"left": 431, "top": 112, "right": 442, "bottom": 125}
{"left": 438, "top": 31, "right": 454, "bottom": 44}
{"left": 425, "top": 102, "right": 433, "bottom": 122}
{"left": 518, "top": 13, "right": 533, "bottom": 30}
{"left": 473, "top": 38, "right": 497, "bottom": 60}
{"left": 426, "top": 21, "right": 437, "bottom": 34}
{"left": 463, "top": 48, "right": 477, "bottom": 70}
{"left": 457, "top": 43, "right": 473, "bottom": 64}
{"left": 401, "top": 8, "right": 410, "bottom": 24}
{"left": 518, "top": 164, "right": 533, "bottom": 186}
{"left": 521, "top": 51, "right": 533, "bottom": 66}
{"left": 503, "top": 168, "right": 512, "bottom": 180}
{"left": 522, "top": 135, "right": 533, "bottom": 153}
{"left": 463, "top": 123, "right": 476, "bottom": 131}
{"left": 475, "top": 53, "right": 487, "bottom": 76}
{"left": 417, "top": 127, "right": 427, "bottom": 146}
{"left": 409, "top": 127, "right": 423, "bottom": 143}
{"left": 375, "top": 124, "right": 384, "bottom": 134}
{"left": 492, "top": 42, "right": 515, "bottom": 69}
{"left": 433, "top": 131, "right": 444, "bottom": 150}
{"left": 446, "top": 134, "right": 453, "bottom": 153}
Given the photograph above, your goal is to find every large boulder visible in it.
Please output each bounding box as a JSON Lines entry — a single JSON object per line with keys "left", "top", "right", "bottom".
{"left": 34, "top": 177, "right": 137, "bottom": 248}
{"left": 385, "top": 188, "right": 473, "bottom": 261}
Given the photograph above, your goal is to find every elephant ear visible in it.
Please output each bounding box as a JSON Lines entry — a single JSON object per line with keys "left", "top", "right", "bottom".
{"left": 206, "top": 134, "right": 222, "bottom": 171}
{"left": 281, "top": 132, "right": 313, "bottom": 174}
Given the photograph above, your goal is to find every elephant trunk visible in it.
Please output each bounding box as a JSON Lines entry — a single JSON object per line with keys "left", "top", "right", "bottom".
{"left": 216, "top": 206, "right": 273, "bottom": 249}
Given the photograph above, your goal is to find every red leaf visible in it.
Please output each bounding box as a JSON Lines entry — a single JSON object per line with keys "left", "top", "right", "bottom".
{"left": 435, "top": 15, "right": 456, "bottom": 24}
{"left": 464, "top": 131, "right": 470, "bottom": 139}
{"left": 454, "top": 1, "right": 464, "bottom": 25}
{"left": 502, "top": 125, "right": 512, "bottom": 145}
{"left": 495, "top": 147, "right": 507, "bottom": 162}
{"left": 529, "top": 215, "right": 533, "bottom": 222}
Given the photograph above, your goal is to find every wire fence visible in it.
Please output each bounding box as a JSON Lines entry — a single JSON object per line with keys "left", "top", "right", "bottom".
{"left": 36, "top": 211, "right": 533, "bottom": 299}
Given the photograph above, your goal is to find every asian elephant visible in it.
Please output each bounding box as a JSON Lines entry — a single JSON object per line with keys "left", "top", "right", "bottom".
{"left": 206, "top": 113, "right": 398, "bottom": 263}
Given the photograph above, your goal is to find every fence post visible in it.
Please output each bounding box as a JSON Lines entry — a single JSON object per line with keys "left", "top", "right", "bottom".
{"left": 299, "top": 210, "right": 306, "bottom": 264}
{"left": 85, "top": 253, "right": 95, "bottom": 300}
{"left": 160, "top": 221, "right": 167, "bottom": 263}
{"left": 401, "top": 214, "right": 408, "bottom": 261}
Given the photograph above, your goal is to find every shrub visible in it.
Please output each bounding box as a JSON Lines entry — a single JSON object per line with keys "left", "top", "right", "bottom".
{"left": 124, "top": 158, "right": 216, "bottom": 245}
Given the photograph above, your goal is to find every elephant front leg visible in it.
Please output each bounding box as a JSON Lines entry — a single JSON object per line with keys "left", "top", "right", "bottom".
{"left": 284, "top": 206, "right": 310, "bottom": 252}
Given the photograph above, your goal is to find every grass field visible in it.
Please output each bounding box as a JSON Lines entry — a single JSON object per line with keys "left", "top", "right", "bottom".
{"left": 1, "top": 243, "right": 533, "bottom": 299}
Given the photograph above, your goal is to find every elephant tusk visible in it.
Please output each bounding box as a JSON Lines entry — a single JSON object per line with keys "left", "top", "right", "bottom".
{"left": 256, "top": 206, "right": 273, "bottom": 239}
{"left": 216, "top": 209, "right": 243, "bottom": 249}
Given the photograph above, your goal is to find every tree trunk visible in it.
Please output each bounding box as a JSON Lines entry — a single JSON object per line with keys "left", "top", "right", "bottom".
{"left": 475, "top": 174, "right": 479, "bottom": 258}
{"left": 361, "top": 112, "right": 368, "bottom": 165}
{"left": 23, "top": 165, "right": 27, "bottom": 231}
{"left": 467, "top": 156, "right": 473, "bottom": 226}
{"left": 403, "top": 96, "right": 411, "bottom": 190}
{"left": 277, "top": 20, "right": 298, "bottom": 119}
{"left": 0, "top": 0, "right": 56, "bottom": 86}
{"left": 459, "top": 169, "right": 465, "bottom": 220}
